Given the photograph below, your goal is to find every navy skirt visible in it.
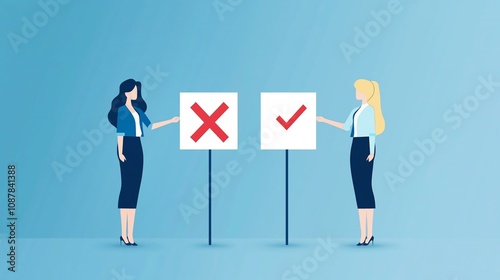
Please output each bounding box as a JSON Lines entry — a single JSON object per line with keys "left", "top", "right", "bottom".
{"left": 350, "top": 137, "right": 376, "bottom": 209}
{"left": 117, "top": 136, "right": 144, "bottom": 209}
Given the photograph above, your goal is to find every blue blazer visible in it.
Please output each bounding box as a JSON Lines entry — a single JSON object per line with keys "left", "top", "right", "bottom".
{"left": 116, "top": 106, "right": 151, "bottom": 137}
{"left": 343, "top": 105, "right": 376, "bottom": 154}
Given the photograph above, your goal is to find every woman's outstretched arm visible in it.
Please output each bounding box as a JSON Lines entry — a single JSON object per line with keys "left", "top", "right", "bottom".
{"left": 317, "top": 116, "right": 344, "bottom": 130}
{"left": 151, "top": 116, "right": 180, "bottom": 130}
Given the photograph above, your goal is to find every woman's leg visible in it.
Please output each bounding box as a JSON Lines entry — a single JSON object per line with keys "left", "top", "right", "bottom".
{"left": 127, "top": 209, "right": 136, "bottom": 244}
{"left": 358, "top": 209, "right": 367, "bottom": 243}
{"left": 126, "top": 138, "right": 142, "bottom": 245}
{"left": 120, "top": 209, "right": 127, "bottom": 239}
{"left": 118, "top": 141, "right": 129, "bottom": 241}
{"left": 367, "top": 209, "right": 374, "bottom": 238}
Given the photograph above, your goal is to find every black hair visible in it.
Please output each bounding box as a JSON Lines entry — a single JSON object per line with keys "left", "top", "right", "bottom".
{"left": 107, "top": 79, "right": 147, "bottom": 127}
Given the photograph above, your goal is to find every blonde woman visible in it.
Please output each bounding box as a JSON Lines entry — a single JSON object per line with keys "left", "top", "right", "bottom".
{"left": 317, "top": 79, "right": 385, "bottom": 246}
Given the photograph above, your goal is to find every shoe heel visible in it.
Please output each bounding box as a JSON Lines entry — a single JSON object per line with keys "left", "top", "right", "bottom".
{"left": 363, "top": 236, "right": 374, "bottom": 246}
{"left": 120, "top": 236, "right": 130, "bottom": 246}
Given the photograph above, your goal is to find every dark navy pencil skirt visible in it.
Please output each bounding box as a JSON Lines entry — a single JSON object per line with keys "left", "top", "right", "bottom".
{"left": 350, "top": 137, "right": 376, "bottom": 209}
{"left": 117, "top": 136, "right": 144, "bottom": 209}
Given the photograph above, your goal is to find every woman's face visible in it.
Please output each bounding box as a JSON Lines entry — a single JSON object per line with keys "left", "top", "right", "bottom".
{"left": 355, "top": 90, "right": 366, "bottom": 101}
{"left": 125, "top": 86, "right": 138, "bottom": 100}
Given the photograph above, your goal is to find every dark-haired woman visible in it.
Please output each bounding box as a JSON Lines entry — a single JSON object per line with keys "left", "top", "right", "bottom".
{"left": 108, "top": 79, "right": 179, "bottom": 246}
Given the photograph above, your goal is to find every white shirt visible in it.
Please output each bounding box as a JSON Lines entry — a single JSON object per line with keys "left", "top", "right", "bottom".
{"left": 131, "top": 111, "right": 142, "bottom": 137}
{"left": 353, "top": 104, "right": 368, "bottom": 137}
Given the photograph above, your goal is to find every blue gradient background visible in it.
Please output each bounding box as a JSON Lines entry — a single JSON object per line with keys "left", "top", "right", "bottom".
{"left": 1, "top": 0, "right": 500, "bottom": 279}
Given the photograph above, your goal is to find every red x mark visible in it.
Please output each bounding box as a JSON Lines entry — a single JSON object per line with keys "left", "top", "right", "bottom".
{"left": 191, "top": 102, "right": 229, "bottom": 142}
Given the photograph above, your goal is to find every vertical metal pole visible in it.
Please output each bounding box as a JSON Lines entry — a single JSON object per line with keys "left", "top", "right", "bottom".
{"left": 209, "top": 149, "right": 212, "bottom": 245}
{"left": 286, "top": 149, "right": 289, "bottom": 245}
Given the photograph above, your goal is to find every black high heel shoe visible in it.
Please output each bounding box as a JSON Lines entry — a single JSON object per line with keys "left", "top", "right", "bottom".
{"left": 357, "top": 237, "right": 367, "bottom": 246}
{"left": 120, "top": 236, "right": 131, "bottom": 246}
{"left": 127, "top": 237, "right": 138, "bottom": 246}
{"left": 363, "top": 236, "right": 374, "bottom": 246}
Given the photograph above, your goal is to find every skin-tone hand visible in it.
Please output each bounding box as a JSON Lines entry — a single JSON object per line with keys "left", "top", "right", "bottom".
{"left": 171, "top": 116, "right": 180, "bottom": 123}
{"left": 119, "top": 153, "right": 126, "bottom": 162}
{"left": 366, "top": 154, "right": 374, "bottom": 162}
{"left": 316, "top": 116, "right": 326, "bottom": 123}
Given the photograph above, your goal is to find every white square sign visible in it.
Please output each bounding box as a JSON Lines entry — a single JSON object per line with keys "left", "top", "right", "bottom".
{"left": 180, "top": 92, "right": 238, "bottom": 150}
{"left": 261, "top": 92, "right": 316, "bottom": 150}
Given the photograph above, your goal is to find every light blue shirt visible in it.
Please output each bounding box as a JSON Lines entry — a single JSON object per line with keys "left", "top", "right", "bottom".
{"left": 116, "top": 106, "right": 152, "bottom": 137}
{"left": 343, "top": 105, "right": 376, "bottom": 154}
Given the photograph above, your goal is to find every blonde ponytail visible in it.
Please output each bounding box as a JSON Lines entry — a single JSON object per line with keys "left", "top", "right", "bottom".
{"left": 354, "top": 79, "right": 385, "bottom": 135}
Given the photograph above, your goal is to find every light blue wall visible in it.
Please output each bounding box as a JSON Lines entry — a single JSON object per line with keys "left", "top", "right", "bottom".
{"left": 1, "top": 0, "right": 499, "bottom": 239}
